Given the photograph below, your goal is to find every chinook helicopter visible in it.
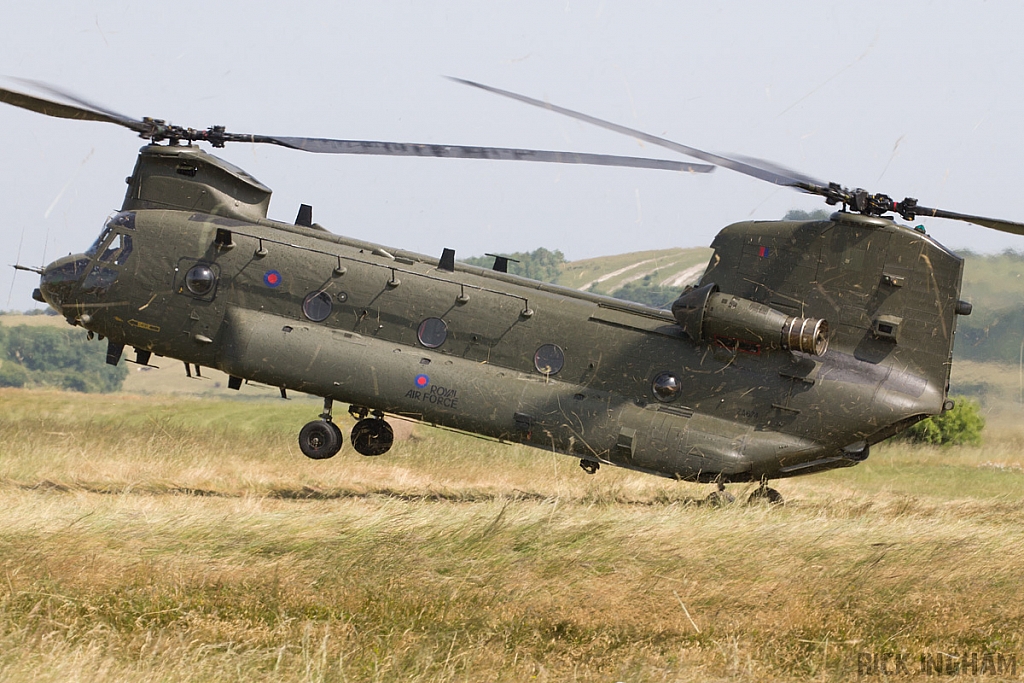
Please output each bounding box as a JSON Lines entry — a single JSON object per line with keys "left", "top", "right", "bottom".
{"left": 5, "top": 77, "right": 1022, "bottom": 505}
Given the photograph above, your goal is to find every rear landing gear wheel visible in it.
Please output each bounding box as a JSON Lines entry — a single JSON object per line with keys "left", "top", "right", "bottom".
{"left": 747, "top": 486, "right": 784, "bottom": 506}
{"left": 351, "top": 418, "right": 394, "bottom": 456}
{"left": 299, "top": 419, "right": 342, "bottom": 460}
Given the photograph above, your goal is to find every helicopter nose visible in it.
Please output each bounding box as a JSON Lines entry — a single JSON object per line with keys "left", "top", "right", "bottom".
{"left": 38, "top": 254, "right": 90, "bottom": 309}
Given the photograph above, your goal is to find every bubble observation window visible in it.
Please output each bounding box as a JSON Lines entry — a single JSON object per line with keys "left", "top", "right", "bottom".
{"left": 534, "top": 344, "right": 565, "bottom": 375}
{"left": 652, "top": 372, "right": 682, "bottom": 402}
{"left": 417, "top": 317, "right": 448, "bottom": 348}
{"left": 303, "top": 290, "right": 333, "bottom": 322}
{"left": 185, "top": 263, "right": 217, "bottom": 296}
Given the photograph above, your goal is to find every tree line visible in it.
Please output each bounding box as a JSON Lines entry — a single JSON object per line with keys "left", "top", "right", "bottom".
{"left": 0, "top": 318, "right": 127, "bottom": 392}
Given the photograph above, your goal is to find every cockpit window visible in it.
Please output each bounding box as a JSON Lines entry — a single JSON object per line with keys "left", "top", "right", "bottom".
{"left": 81, "top": 265, "right": 119, "bottom": 296}
{"left": 86, "top": 230, "right": 133, "bottom": 266}
{"left": 100, "top": 233, "right": 133, "bottom": 266}
{"left": 107, "top": 212, "right": 136, "bottom": 230}
{"left": 86, "top": 213, "right": 136, "bottom": 260}
{"left": 85, "top": 227, "right": 113, "bottom": 258}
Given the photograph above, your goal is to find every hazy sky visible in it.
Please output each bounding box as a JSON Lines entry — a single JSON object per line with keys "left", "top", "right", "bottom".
{"left": 2, "top": 1, "right": 1022, "bottom": 311}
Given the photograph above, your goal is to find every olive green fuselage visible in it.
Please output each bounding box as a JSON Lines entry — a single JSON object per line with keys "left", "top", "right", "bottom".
{"left": 39, "top": 144, "right": 965, "bottom": 483}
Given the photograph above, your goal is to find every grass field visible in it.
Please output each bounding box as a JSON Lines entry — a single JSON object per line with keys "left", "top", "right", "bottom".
{"left": 1, "top": 389, "right": 1022, "bottom": 681}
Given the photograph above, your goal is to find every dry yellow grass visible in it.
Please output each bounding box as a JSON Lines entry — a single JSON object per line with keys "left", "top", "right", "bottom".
{"left": 1, "top": 389, "right": 1022, "bottom": 681}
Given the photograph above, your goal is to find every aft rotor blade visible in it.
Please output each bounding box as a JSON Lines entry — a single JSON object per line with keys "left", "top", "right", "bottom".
{"left": 912, "top": 205, "right": 1024, "bottom": 236}
{"left": 267, "top": 136, "right": 715, "bottom": 173}
{"left": 450, "top": 77, "right": 1024, "bottom": 233}
{"left": 448, "top": 77, "right": 826, "bottom": 189}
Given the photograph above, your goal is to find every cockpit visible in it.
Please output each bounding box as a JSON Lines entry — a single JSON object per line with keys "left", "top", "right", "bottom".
{"left": 38, "top": 212, "right": 136, "bottom": 308}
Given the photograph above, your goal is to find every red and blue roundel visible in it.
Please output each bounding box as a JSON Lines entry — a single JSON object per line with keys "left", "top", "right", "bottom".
{"left": 414, "top": 374, "right": 430, "bottom": 388}
{"left": 263, "top": 270, "right": 282, "bottom": 288}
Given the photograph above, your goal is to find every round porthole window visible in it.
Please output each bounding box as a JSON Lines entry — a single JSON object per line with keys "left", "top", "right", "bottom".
{"left": 185, "top": 264, "right": 216, "bottom": 296}
{"left": 303, "top": 291, "right": 333, "bottom": 322}
{"left": 417, "top": 317, "right": 448, "bottom": 348}
{"left": 652, "top": 372, "right": 682, "bottom": 402}
{"left": 534, "top": 344, "right": 564, "bottom": 376}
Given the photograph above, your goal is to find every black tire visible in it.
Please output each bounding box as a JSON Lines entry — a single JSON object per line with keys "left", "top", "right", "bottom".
{"left": 328, "top": 420, "right": 343, "bottom": 446}
{"left": 747, "top": 487, "right": 784, "bottom": 506}
{"left": 351, "top": 418, "right": 394, "bottom": 456}
{"left": 298, "top": 419, "right": 342, "bottom": 460}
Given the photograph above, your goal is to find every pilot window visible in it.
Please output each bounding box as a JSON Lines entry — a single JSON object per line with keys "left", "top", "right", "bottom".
{"left": 85, "top": 227, "right": 112, "bottom": 258}
{"left": 100, "top": 233, "right": 133, "bottom": 266}
{"left": 86, "top": 229, "right": 133, "bottom": 266}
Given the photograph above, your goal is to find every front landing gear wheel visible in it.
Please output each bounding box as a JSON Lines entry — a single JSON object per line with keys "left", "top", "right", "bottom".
{"left": 328, "top": 420, "right": 342, "bottom": 445}
{"left": 298, "top": 419, "right": 342, "bottom": 460}
{"left": 351, "top": 418, "right": 394, "bottom": 456}
{"left": 747, "top": 487, "right": 784, "bottom": 506}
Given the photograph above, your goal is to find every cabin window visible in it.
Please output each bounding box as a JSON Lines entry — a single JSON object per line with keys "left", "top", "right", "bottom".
{"left": 534, "top": 344, "right": 564, "bottom": 376}
{"left": 417, "top": 317, "right": 448, "bottom": 348}
{"left": 303, "top": 291, "right": 333, "bottom": 322}
{"left": 652, "top": 372, "right": 682, "bottom": 402}
{"left": 185, "top": 264, "right": 217, "bottom": 296}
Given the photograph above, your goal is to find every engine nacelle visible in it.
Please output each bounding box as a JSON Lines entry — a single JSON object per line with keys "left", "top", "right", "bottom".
{"left": 671, "top": 283, "right": 829, "bottom": 356}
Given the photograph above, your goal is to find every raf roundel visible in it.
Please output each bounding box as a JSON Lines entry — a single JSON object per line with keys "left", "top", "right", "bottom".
{"left": 414, "top": 374, "right": 430, "bottom": 389}
{"left": 263, "top": 270, "right": 282, "bottom": 288}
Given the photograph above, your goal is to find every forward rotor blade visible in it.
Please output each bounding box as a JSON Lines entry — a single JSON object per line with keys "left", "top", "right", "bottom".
{"left": 267, "top": 136, "right": 715, "bottom": 173}
{"left": 0, "top": 78, "right": 713, "bottom": 173}
{"left": 0, "top": 78, "right": 145, "bottom": 132}
{"left": 448, "top": 77, "right": 826, "bottom": 189}
{"left": 0, "top": 84, "right": 122, "bottom": 124}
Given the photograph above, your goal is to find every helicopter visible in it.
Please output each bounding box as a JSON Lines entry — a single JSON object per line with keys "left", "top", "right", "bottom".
{"left": 5, "top": 77, "right": 1022, "bottom": 505}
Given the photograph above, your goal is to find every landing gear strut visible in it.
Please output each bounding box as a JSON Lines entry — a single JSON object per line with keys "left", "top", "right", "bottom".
{"left": 298, "top": 398, "right": 343, "bottom": 460}
{"left": 348, "top": 405, "right": 395, "bottom": 456}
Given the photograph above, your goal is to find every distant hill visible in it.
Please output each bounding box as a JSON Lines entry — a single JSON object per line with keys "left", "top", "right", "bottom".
{"left": 464, "top": 246, "right": 713, "bottom": 309}
{"left": 954, "top": 250, "right": 1024, "bottom": 364}
{"left": 555, "top": 247, "right": 712, "bottom": 300}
